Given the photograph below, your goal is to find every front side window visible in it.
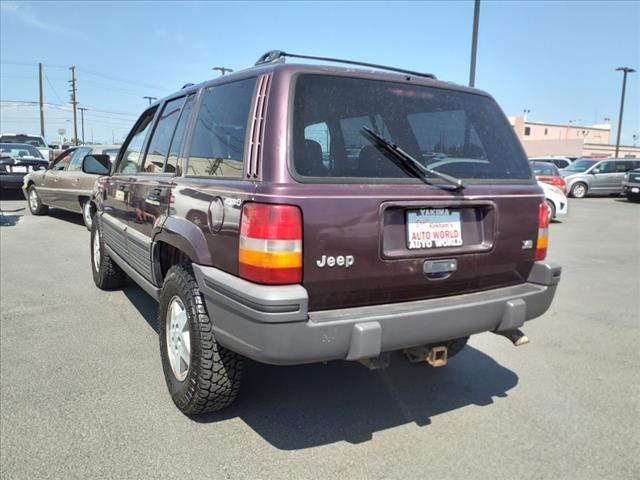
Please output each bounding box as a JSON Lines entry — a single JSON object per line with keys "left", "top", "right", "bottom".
{"left": 67, "top": 147, "right": 92, "bottom": 172}
{"left": 186, "top": 78, "right": 256, "bottom": 178}
{"left": 595, "top": 161, "right": 615, "bottom": 174}
{"left": 143, "top": 97, "right": 185, "bottom": 173}
{"left": 117, "top": 107, "right": 157, "bottom": 174}
{"left": 291, "top": 75, "right": 531, "bottom": 183}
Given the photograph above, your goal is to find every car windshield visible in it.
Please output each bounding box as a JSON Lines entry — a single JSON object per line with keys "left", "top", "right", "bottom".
{"left": 0, "top": 143, "right": 43, "bottom": 159}
{"left": 291, "top": 74, "right": 532, "bottom": 183}
{"left": 564, "top": 159, "right": 598, "bottom": 172}
{"left": 0, "top": 135, "right": 46, "bottom": 148}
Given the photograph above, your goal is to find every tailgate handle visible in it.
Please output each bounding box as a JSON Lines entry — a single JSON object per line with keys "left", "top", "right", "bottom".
{"left": 424, "top": 259, "right": 457, "bottom": 280}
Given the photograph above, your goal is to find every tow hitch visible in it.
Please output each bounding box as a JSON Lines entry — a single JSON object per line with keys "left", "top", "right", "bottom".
{"left": 404, "top": 345, "right": 448, "bottom": 367}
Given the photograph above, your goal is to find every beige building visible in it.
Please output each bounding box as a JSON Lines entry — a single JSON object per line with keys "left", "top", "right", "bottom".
{"left": 508, "top": 116, "right": 639, "bottom": 158}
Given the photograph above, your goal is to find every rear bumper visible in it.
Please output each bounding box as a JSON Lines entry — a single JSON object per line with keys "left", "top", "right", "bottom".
{"left": 0, "top": 175, "right": 26, "bottom": 190}
{"left": 622, "top": 182, "right": 640, "bottom": 196}
{"left": 193, "top": 261, "right": 561, "bottom": 365}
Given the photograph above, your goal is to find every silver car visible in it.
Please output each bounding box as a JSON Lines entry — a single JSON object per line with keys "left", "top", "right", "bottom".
{"left": 561, "top": 158, "right": 640, "bottom": 198}
{"left": 21, "top": 145, "right": 119, "bottom": 229}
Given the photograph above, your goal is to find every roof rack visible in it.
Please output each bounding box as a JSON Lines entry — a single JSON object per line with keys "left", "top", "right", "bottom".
{"left": 254, "top": 50, "right": 437, "bottom": 79}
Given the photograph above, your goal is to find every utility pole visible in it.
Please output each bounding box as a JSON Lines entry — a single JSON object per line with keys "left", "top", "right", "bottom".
{"left": 143, "top": 96, "right": 157, "bottom": 105}
{"left": 213, "top": 66, "right": 233, "bottom": 76}
{"left": 78, "top": 107, "right": 87, "bottom": 144}
{"left": 614, "top": 66, "right": 636, "bottom": 158}
{"left": 38, "top": 63, "right": 45, "bottom": 138}
{"left": 68, "top": 66, "right": 78, "bottom": 145}
{"left": 469, "top": 0, "right": 481, "bottom": 87}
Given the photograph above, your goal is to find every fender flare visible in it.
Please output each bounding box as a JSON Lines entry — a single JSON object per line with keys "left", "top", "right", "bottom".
{"left": 152, "top": 216, "right": 212, "bottom": 266}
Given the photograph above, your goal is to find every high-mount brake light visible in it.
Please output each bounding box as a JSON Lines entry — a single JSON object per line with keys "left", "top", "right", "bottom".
{"left": 239, "top": 203, "right": 302, "bottom": 284}
{"left": 536, "top": 201, "right": 549, "bottom": 261}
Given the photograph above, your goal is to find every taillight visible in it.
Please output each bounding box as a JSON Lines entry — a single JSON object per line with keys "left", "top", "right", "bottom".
{"left": 536, "top": 201, "right": 549, "bottom": 261}
{"left": 239, "top": 203, "right": 302, "bottom": 284}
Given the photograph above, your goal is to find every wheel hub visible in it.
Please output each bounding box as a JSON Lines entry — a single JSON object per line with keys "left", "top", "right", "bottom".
{"left": 29, "top": 189, "right": 38, "bottom": 210}
{"left": 93, "top": 230, "right": 100, "bottom": 272}
{"left": 166, "top": 296, "right": 190, "bottom": 381}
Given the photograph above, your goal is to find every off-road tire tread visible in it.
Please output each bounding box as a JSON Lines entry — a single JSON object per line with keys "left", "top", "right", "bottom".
{"left": 160, "top": 264, "right": 243, "bottom": 415}
{"left": 28, "top": 186, "right": 48, "bottom": 215}
{"left": 91, "top": 220, "right": 127, "bottom": 290}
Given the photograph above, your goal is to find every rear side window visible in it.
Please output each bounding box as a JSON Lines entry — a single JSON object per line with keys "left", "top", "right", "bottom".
{"left": 143, "top": 97, "right": 185, "bottom": 173}
{"left": 166, "top": 95, "right": 195, "bottom": 174}
{"left": 292, "top": 75, "right": 531, "bottom": 183}
{"left": 117, "top": 107, "right": 157, "bottom": 174}
{"left": 186, "top": 78, "right": 256, "bottom": 178}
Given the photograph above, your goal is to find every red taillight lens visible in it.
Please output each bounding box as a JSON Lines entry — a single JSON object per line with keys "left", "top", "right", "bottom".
{"left": 239, "top": 203, "right": 302, "bottom": 284}
{"left": 536, "top": 201, "right": 549, "bottom": 261}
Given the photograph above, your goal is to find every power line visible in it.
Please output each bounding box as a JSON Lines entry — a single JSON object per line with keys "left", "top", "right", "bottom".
{"left": 44, "top": 71, "right": 65, "bottom": 104}
{"left": 76, "top": 66, "right": 165, "bottom": 92}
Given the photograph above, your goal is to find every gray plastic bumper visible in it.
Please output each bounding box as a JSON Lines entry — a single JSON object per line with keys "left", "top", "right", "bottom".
{"left": 193, "top": 261, "right": 561, "bottom": 365}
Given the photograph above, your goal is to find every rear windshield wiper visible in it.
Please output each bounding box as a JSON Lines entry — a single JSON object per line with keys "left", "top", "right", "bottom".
{"left": 361, "top": 126, "right": 464, "bottom": 191}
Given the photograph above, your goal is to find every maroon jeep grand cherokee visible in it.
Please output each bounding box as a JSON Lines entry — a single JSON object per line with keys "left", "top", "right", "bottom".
{"left": 86, "top": 51, "right": 561, "bottom": 415}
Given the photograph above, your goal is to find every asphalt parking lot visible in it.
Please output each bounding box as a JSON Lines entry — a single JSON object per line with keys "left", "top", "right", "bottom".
{"left": 1, "top": 193, "right": 638, "bottom": 480}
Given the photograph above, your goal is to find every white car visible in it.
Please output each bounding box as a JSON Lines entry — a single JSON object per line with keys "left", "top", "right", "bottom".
{"left": 0, "top": 133, "right": 53, "bottom": 162}
{"left": 539, "top": 180, "right": 568, "bottom": 220}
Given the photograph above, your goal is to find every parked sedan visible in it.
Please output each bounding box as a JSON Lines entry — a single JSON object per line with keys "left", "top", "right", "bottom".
{"left": 622, "top": 168, "right": 640, "bottom": 202}
{"left": 531, "top": 161, "right": 566, "bottom": 193}
{"left": 22, "top": 145, "right": 118, "bottom": 229}
{"left": 0, "top": 143, "right": 49, "bottom": 191}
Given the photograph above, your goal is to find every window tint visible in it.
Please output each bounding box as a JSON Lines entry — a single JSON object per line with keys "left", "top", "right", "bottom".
{"left": 596, "top": 161, "right": 614, "bottom": 173}
{"left": 117, "top": 107, "right": 157, "bottom": 174}
{"left": 143, "top": 97, "right": 185, "bottom": 173}
{"left": 67, "top": 147, "right": 92, "bottom": 172}
{"left": 166, "top": 94, "right": 194, "bottom": 173}
{"left": 186, "top": 78, "right": 256, "bottom": 178}
{"left": 292, "top": 75, "right": 531, "bottom": 182}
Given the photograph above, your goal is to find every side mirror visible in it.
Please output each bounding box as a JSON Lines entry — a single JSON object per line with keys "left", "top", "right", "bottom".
{"left": 591, "top": 168, "right": 600, "bottom": 174}
{"left": 82, "top": 154, "right": 112, "bottom": 175}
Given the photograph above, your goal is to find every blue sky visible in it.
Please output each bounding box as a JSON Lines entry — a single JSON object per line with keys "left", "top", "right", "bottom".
{"left": 1, "top": 0, "right": 638, "bottom": 145}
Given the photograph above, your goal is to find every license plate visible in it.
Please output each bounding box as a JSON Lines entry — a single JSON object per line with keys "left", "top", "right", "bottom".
{"left": 407, "top": 208, "right": 463, "bottom": 249}
{"left": 632, "top": 187, "right": 639, "bottom": 193}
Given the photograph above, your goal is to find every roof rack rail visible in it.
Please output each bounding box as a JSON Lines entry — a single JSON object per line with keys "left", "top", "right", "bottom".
{"left": 254, "top": 50, "right": 437, "bottom": 79}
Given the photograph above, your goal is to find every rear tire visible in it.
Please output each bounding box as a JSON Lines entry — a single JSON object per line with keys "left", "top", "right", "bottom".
{"left": 159, "top": 264, "right": 243, "bottom": 415}
{"left": 27, "top": 186, "right": 48, "bottom": 215}
{"left": 570, "top": 182, "right": 587, "bottom": 198}
{"left": 91, "top": 218, "right": 127, "bottom": 290}
{"left": 441, "top": 336, "right": 469, "bottom": 359}
{"left": 545, "top": 199, "right": 556, "bottom": 220}
{"left": 82, "top": 200, "right": 94, "bottom": 231}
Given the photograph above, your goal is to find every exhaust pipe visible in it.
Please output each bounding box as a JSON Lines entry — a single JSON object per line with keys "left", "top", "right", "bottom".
{"left": 495, "top": 328, "right": 529, "bottom": 346}
{"left": 404, "top": 345, "right": 448, "bottom": 367}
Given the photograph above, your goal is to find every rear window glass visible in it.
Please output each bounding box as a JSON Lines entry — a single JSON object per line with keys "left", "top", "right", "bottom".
{"left": 531, "top": 162, "right": 558, "bottom": 176}
{"left": 0, "top": 143, "right": 42, "bottom": 158}
{"left": 291, "top": 75, "right": 531, "bottom": 182}
{"left": 0, "top": 135, "right": 46, "bottom": 148}
{"left": 186, "top": 78, "right": 256, "bottom": 178}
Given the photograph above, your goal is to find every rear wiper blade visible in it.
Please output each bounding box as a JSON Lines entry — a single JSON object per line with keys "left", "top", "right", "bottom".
{"left": 361, "top": 126, "right": 465, "bottom": 191}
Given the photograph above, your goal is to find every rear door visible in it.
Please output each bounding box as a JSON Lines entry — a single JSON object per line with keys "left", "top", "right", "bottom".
{"left": 40, "top": 149, "right": 74, "bottom": 205}
{"left": 126, "top": 95, "right": 194, "bottom": 281}
{"left": 284, "top": 74, "right": 538, "bottom": 311}
{"left": 102, "top": 107, "right": 157, "bottom": 261}
{"left": 58, "top": 146, "right": 92, "bottom": 211}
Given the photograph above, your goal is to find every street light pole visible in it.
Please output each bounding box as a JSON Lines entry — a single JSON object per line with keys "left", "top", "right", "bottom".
{"left": 614, "top": 67, "right": 636, "bottom": 158}
{"left": 469, "top": 0, "right": 481, "bottom": 87}
{"left": 213, "top": 66, "right": 233, "bottom": 76}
